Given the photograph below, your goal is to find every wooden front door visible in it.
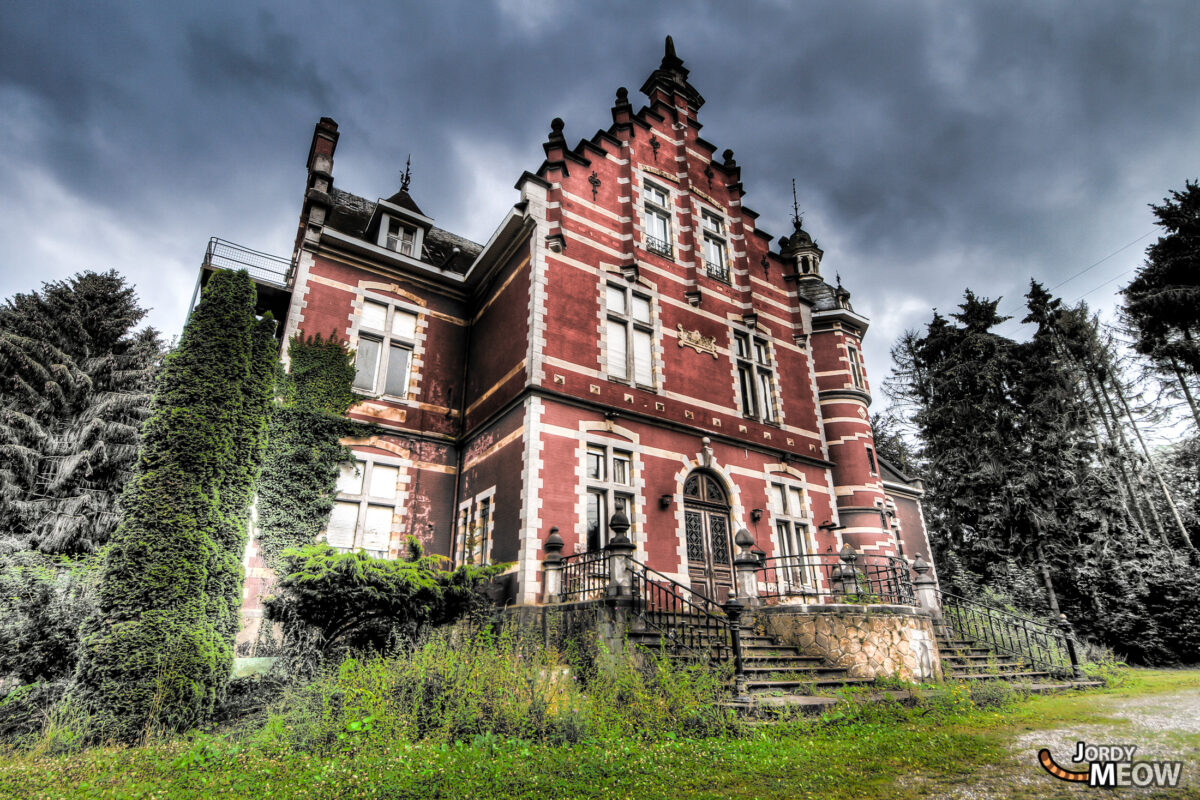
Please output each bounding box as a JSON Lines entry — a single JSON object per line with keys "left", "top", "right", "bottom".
{"left": 683, "top": 471, "right": 733, "bottom": 603}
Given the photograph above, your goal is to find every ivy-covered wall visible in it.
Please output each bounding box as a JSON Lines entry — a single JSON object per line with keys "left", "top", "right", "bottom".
{"left": 70, "top": 270, "right": 276, "bottom": 742}
{"left": 256, "top": 333, "right": 361, "bottom": 571}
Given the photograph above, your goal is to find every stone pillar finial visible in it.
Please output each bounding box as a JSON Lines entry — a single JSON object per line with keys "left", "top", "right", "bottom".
{"left": 732, "top": 528, "right": 760, "bottom": 606}
{"left": 605, "top": 512, "right": 636, "bottom": 598}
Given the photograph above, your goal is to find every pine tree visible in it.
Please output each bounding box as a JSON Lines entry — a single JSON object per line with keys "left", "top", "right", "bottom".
{"left": 70, "top": 270, "right": 276, "bottom": 741}
{"left": 1122, "top": 180, "right": 1200, "bottom": 428}
{"left": 0, "top": 272, "right": 160, "bottom": 554}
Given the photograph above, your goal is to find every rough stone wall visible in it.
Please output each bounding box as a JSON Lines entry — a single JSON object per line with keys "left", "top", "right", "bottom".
{"left": 752, "top": 604, "right": 942, "bottom": 682}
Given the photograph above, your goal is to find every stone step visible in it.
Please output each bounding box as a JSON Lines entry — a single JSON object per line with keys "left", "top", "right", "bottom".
{"left": 948, "top": 670, "right": 1054, "bottom": 681}
{"left": 743, "top": 654, "right": 825, "bottom": 666}
{"left": 746, "top": 676, "right": 874, "bottom": 692}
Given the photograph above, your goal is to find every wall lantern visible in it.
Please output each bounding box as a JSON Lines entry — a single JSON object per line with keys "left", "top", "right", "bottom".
{"left": 659, "top": 494, "right": 673, "bottom": 510}
{"left": 750, "top": 508, "right": 763, "bottom": 523}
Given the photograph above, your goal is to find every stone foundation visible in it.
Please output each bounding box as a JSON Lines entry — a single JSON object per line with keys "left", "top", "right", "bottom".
{"left": 752, "top": 603, "right": 941, "bottom": 682}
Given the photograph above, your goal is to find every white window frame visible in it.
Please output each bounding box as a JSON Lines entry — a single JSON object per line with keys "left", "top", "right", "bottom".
{"left": 642, "top": 180, "right": 673, "bottom": 260}
{"left": 769, "top": 480, "right": 814, "bottom": 592}
{"left": 353, "top": 297, "right": 419, "bottom": 400}
{"left": 604, "top": 282, "right": 655, "bottom": 389}
{"left": 847, "top": 344, "right": 865, "bottom": 389}
{"left": 584, "top": 443, "right": 635, "bottom": 552}
{"left": 700, "top": 209, "right": 729, "bottom": 283}
{"left": 323, "top": 454, "right": 405, "bottom": 558}
{"left": 457, "top": 488, "right": 496, "bottom": 566}
{"left": 733, "top": 329, "right": 777, "bottom": 423}
{"left": 375, "top": 212, "right": 425, "bottom": 258}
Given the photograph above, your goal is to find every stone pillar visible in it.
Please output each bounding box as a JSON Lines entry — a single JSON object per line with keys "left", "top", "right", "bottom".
{"left": 910, "top": 556, "right": 940, "bottom": 617}
{"left": 732, "top": 528, "right": 760, "bottom": 607}
{"left": 831, "top": 543, "right": 860, "bottom": 596}
{"left": 541, "top": 527, "right": 564, "bottom": 604}
{"left": 605, "top": 511, "right": 635, "bottom": 598}
{"left": 1057, "top": 614, "right": 1087, "bottom": 680}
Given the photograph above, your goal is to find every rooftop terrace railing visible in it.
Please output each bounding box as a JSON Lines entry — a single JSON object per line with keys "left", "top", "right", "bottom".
{"left": 203, "top": 237, "right": 292, "bottom": 287}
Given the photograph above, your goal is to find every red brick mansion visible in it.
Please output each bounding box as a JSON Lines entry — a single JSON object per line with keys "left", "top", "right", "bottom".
{"left": 203, "top": 39, "right": 935, "bottom": 636}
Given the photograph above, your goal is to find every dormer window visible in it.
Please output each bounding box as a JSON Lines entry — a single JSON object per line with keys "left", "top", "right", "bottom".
{"left": 386, "top": 218, "right": 416, "bottom": 256}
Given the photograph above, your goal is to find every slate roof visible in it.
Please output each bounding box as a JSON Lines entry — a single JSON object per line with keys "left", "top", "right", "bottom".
{"left": 325, "top": 188, "right": 483, "bottom": 275}
{"left": 796, "top": 279, "right": 843, "bottom": 311}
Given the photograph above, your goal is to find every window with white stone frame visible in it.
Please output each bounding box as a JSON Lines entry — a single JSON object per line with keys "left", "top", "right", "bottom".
{"left": 700, "top": 209, "right": 729, "bottom": 283}
{"left": 605, "top": 282, "right": 654, "bottom": 387}
{"left": 733, "top": 330, "right": 777, "bottom": 423}
{"left": 457, "top": 491, "right": 494, "bottom": 566}
{"left": 324, "top": 455, "right": 403, "bottom": 558}
{"left": 847, "top": 344, "right": 865, "bottom": 389}
{"left": 642, "top": 180, "right": 673, "bottom": 259}
{"left": 352, "top": 298, "right": 418, "bottom": 399}
{"left": 769, "top": 480, "right": 813, "bottom": 591}
{"left": 584, "top": 444, "right": 634, "bottom": 552}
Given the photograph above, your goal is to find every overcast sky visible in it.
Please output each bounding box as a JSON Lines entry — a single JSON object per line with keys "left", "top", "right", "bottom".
{"left": 2, "top": 1, "right": 1197, "bottom": 401}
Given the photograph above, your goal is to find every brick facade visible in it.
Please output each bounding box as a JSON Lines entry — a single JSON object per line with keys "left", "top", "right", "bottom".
{"left": 224, "top": 40, "right": 934, "bottom": 638}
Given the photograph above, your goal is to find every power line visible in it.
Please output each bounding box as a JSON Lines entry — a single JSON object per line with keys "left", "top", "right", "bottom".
{"left": 991, "top": 229, "right": 1156, "bottom": 333}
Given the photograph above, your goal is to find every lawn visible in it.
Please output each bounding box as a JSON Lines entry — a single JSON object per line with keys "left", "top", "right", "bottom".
{"left": 2, "top": 670, "right": 1197, "bottom": 800}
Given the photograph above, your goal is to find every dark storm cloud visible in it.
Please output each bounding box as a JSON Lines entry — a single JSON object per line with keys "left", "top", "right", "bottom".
{"left": 1, "top": 0, "right": 1197, "bottom": 390}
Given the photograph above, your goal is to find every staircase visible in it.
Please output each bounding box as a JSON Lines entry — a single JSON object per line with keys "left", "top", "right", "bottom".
{"left": 627, "top": 616, "right": 869, "bottom": 695}
{"left": 935, "top": 632, "right": 1055, "bottom": 682}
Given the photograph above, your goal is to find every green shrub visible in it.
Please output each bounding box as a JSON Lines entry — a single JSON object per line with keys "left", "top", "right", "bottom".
{"left": 264, "top": 544, "right": 506, "bottom": 672}
{"left": 0, "top": 552, "right": 94, "bottom": 683}
{"left": 70, "top": 271, "right": 276, "bottom": 743}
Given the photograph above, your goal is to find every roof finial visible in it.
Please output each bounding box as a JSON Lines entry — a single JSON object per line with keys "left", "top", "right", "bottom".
{"left": 400, "top": 154, "right": 412, "bottom": 192}
{"left": 665, "top": 35, "right": 676, "bottom": 59}
{"left": 791, "top": 178, "right": 803, "bottom": 227}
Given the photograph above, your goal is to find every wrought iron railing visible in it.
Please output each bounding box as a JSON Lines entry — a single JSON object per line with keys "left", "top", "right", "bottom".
{"left": 705, "top": 260, "right": 730, "bottom": 283}
{"left": 203, "top": 237, "right": 292, "bottom": 287}
{"left": 755, "top": 552, "right": 915, "bottom": 605}
{"left": 939, "top": 592, "right": 1077, "bottom": 678}
{"left": 558, "top": 550, "right": 610, "bottom": 603}
{"left": 629, "top": 559, "right": 733, "bottom": 664}
{"left": 645, "top": 235, "right": 672, "bottom": 259}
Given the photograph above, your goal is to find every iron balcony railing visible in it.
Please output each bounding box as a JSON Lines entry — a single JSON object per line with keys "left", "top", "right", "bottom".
{"left": 558, "top": 550, "right": 610, "bottom": 603}
{"left": 203, "top": 237, "right": 292, "bottom": 287}
{"left": 705, "top": 260, "right": 730, "bottom": 283}
{"left": 755, "top": 552, "right": 915, "bottom": 606}
{"left": 939, "top": 592, "right": 1078, "bottom": 678}
{"left": 645, "top": 235, "right": 673, "bottom": 259}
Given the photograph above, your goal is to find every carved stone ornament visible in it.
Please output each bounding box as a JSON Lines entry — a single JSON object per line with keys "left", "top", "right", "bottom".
{"left": 676, "top": 324, "right": 719, "bottom": 358}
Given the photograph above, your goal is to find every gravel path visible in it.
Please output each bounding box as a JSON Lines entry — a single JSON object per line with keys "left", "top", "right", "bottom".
{"left": 924, "top": 687, "right": 1200, "bottom": 799}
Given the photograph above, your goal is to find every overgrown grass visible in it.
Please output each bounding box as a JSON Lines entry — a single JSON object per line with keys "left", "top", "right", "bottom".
{"left": 1, "top": 632, "right": 1194, "bottom": 800}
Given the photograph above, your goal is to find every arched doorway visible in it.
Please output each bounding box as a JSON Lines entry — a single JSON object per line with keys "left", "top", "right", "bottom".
{"left": 683, "top": 470, "right": 733, "bottom": 602}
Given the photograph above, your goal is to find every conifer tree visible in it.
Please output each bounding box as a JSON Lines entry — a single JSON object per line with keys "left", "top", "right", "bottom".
{"left": 0, "top": 272, "right": 160, "bottom": 554}
{"left": 71, "top": 270, "right": 275, "bottom": 741}
{"left": 1122, "top": 180, "right": 1200, "bottom": 428}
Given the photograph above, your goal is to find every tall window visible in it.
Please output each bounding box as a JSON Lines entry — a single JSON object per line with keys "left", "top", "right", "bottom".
{"left": 734, "top": 331, "right": 776, "bottom": 423}
{"left": 866, "top": 446, "right": 879, "bottom": 477}
{"left": 642, "top": 181, "right": 672, "bottom": 258}
{"left": 324, "top": 456, "right": 402, "bottom": 558}
{"left": 770, "top": 481, "right": 811, "bottom": 589}
{"left": 353, "top": 299, "right": 418, "bottom": 398}
{"left": 847, "top": 345, "right": 864, "bottom": 389}
{"left": 605, "top": 283, "right": 653, "bottom": 387}
{"left": 585, "top": 444, "right": 634, "bottom": 552}
{"left": 386, "top": 218, "right": 416, "bottom": 256}
{"left": 701, "top": 210, "right": 729, "bottom": 283}
{"left": 458, "top": 493, "right": 493, "bottom": 566}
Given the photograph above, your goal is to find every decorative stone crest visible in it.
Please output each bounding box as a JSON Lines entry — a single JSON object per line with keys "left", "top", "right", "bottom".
{"left": 676, "top": 324, "right": 718, "bottom": 358}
